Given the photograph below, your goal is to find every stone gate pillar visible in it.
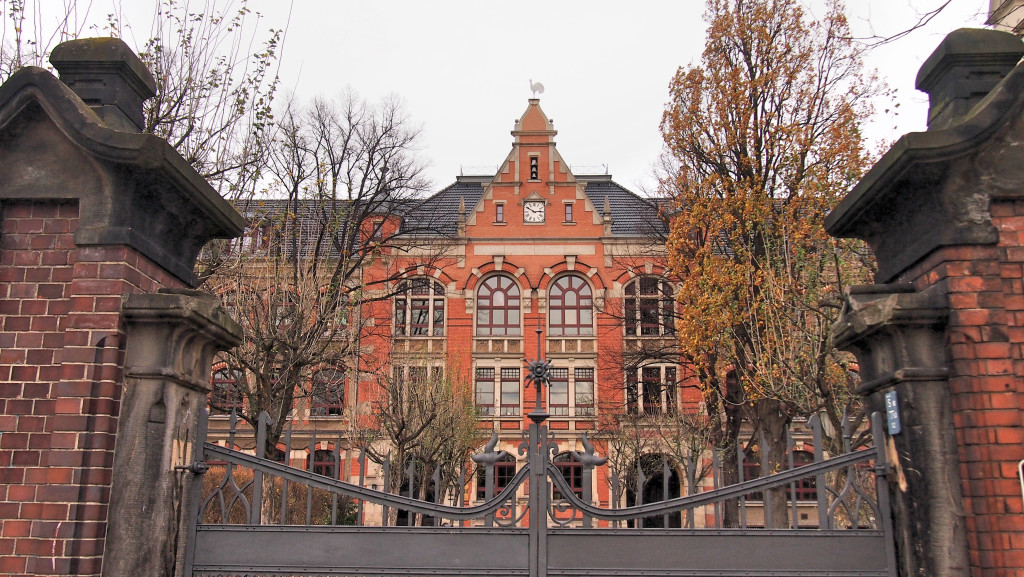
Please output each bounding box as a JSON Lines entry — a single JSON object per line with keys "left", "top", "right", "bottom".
{"left": 101, "top": 290, "right": 239, "bottom": 577}
{"left": 827, "top": 29, "right": 1024, "bottom": 577}
{"left": 0, "top": 38, "right": 244, "bottom": 576}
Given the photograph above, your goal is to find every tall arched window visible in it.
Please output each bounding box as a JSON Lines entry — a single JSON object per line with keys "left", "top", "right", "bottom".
{"left": 476, "top": 453, "right": 517, "bottom": 500}
{"left": 625, "top": 454, "right": 682, "bottom": 528}
{"left": 476, "top": 275, "right": 521, "bottom": 336}
{"left": 552, "top": 452, "right": 583, "bottom": 499}
{"left": 549, "top": 275, "right": 593, "bottom": 336}
{"left": 395, "top": 278, "right": 445, "bottom": 336}
{"left": 624, "top": 277, "right": 675, "bottom": 336}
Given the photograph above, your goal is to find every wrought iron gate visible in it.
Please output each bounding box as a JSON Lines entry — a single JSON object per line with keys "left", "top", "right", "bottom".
{"left": 181, "top": 403, "right": 896, "bottom": 577}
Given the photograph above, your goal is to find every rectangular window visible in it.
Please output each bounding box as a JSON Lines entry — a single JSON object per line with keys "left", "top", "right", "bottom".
{"left": 575, "top": 368, "right": 595, "bottom": 416}
{"left": 500, "top": 368, "right": 520, "bottom": 416}
{"left": 642, "top": 367, "right": 662, "bottom": 415}
{"left": 530, "top": 157, "right": 539, "bottom": 180}
{"left": 409, "top": 366, "right": 428, "bottom": 385}
{"left": 476, "top": 368, "right": 495, "bottom": 416}
{"left": 548, "top": 368, "right": 569, "bottom": 416}
{"left": 410, "top": 297, "right": 430, "bottom": 335}
{"left": 665, "top": 367, "right": 677, "bottom": 416}
{"left": 496, "top": 204, "right": 504, "bottom": 222}
{"left": 625, "top": 365, "right": 678, "bottom": 415}
{"left": 626, "top": 371, "right": 639, "bottom": 415}
{"left": 564, "top": 203, "right": 573, "bottom": 223}
{"left": 311, "top": 369, "right": 345, "bottom": 417}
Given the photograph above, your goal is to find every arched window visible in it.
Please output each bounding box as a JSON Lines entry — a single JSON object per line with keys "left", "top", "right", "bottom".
{"left": 476, "top": 275, "right": 521, "bottom": 336}
{"left": 210, "top": 367, "right": 245, "bottom": 414}
{"left": 625, "top": 454, "right": 682, "bottom": 528}
{"left": 624, "top": 277, "right": 675, "bottom": 336}
{"left": 552, "top": 452, "right": 583, "bottom": 499}
{"left": 476, "top": 453, "right": 517, "bottom": 500}
{"left": 549, "top": 275, "right": 593, "bottom": 336}
{"left": 308, "top": 449, "right": 337, "bottom": 478}
{"left": 395, "top": 278, "right": 445, "bottom": 336}
{"left": 311, "top": 368, "right": 345, "bottom": 417}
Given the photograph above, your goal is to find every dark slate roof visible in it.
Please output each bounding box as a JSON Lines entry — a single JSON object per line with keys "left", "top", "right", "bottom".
{"left": 232, "top": 198, "right": 355, "bottom": 259}
{"left": 579, "top": 176, "right": 667, "bottom": 237}
{"left": 400, "top": 176, "right": 487, "bottom": 236}
{"left": 400, "top": 175, "right": 667, "bottom": 238}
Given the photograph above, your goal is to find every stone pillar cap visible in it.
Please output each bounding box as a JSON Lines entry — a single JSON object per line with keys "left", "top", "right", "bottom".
{"left": 50, "top": 38, "right": 157, "bottom": 131}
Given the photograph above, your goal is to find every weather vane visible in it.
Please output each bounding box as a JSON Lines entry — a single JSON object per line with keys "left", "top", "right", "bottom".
{"left": 530, "top": 79, "right": 545, "bottom": 98}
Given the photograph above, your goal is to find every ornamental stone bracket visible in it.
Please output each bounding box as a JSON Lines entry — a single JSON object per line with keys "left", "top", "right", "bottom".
{"left": 101, "top": 289, "right": 241, "bottom": 577}
{"left": 832, "top": 283, "right": 950, "bottom": 395}
{"left": 832, "top": 283, "right": 969, "bottom": 577}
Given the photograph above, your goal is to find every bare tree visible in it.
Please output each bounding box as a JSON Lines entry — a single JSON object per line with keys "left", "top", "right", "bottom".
{"left": 203, "top": 91, "right": 452, "bottom": 468}
{"left": 356, "top": 355, "right": 479, "bottom": 526}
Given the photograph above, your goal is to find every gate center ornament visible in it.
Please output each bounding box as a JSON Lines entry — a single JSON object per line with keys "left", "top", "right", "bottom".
{"left": 524, "top": 358, "right": 552, "bottom": 389}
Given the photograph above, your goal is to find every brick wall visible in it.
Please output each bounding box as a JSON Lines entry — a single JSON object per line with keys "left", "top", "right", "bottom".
{"left": 0, "top": 200, "right": 184, "bottom": 576}
{"left": 897, "top": 198, "right": 1024, "bottom": 576}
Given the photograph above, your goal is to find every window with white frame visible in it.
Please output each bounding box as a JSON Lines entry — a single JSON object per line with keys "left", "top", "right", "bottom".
{"left": 394, "top": 278, "right": 445, "bottom": 337}
{"left": 624, "top": 277, "right": 675, "bottom": 337}
{"left": 626, "top": 365, "right": 677, "bottom": 416}
{"left": 475, "top": 368, "right": 495, "bottom": 416}
{"left": 574, "top": 367, "right": 595, "bottom": 416}
{"left": 476, "top": 275, "right": 521, "bottom": 336}
{"left": 549, "top": 275, "right": 594, "bottom": 337}
{"left": 474, "top": 366, "right": 520, "bottom": 416}
{"left": 549, "top": 368, "right": 570, "bottom": 416}
{"left": 546, "top": 366, "right": 596, "bottom": 417}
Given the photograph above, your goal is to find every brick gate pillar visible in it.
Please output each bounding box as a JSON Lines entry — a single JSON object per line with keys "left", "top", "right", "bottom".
{"left": 827, "top": 29, "right": 1024, "bottom": 577}
{"left": 0, "top": 38, "right": 244, "bottom": 576}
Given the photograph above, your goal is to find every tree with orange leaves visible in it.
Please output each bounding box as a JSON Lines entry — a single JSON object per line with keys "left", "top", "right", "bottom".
{"left": 660, "top": 0, "right": 879, "bottom": 527}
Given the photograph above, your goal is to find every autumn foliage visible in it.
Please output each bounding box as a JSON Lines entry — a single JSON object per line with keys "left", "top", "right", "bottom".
{"left": 660, "top": 0, "right": 878, "bottom": 525}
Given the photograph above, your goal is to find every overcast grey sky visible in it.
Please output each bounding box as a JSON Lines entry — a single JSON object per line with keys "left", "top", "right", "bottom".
{"left": 29, "top": 1, "right": 993, "bottom": 193}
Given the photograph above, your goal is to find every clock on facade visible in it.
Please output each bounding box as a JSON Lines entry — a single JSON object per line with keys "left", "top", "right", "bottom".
{"left": 524, "top": 200, "right": 545, "bottom": 223}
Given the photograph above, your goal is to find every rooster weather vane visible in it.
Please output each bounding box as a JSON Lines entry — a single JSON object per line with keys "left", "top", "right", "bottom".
{"left": 530, "top": 79, "right": 545, "bottom": 98}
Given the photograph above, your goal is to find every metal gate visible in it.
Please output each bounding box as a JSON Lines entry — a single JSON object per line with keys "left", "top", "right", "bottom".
{"left": 181, "top": 400, "right": 896, "bottom": 577}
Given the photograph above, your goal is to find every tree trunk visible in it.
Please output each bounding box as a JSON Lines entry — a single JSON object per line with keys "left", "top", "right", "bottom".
{"left": 753, "top": 398, "right": 791, "bottom": 529}
{"left": 704, "top": 371, "right": 744, "bottom": 527}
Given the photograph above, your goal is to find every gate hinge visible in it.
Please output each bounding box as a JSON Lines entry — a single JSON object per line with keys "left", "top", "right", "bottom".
{"left": 175, "top": 460, "right": 210, "bottom": 475}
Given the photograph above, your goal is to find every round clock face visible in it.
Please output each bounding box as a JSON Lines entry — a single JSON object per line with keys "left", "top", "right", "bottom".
{"left": 524, "top": 201, "right": 545, "bottom": 223}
